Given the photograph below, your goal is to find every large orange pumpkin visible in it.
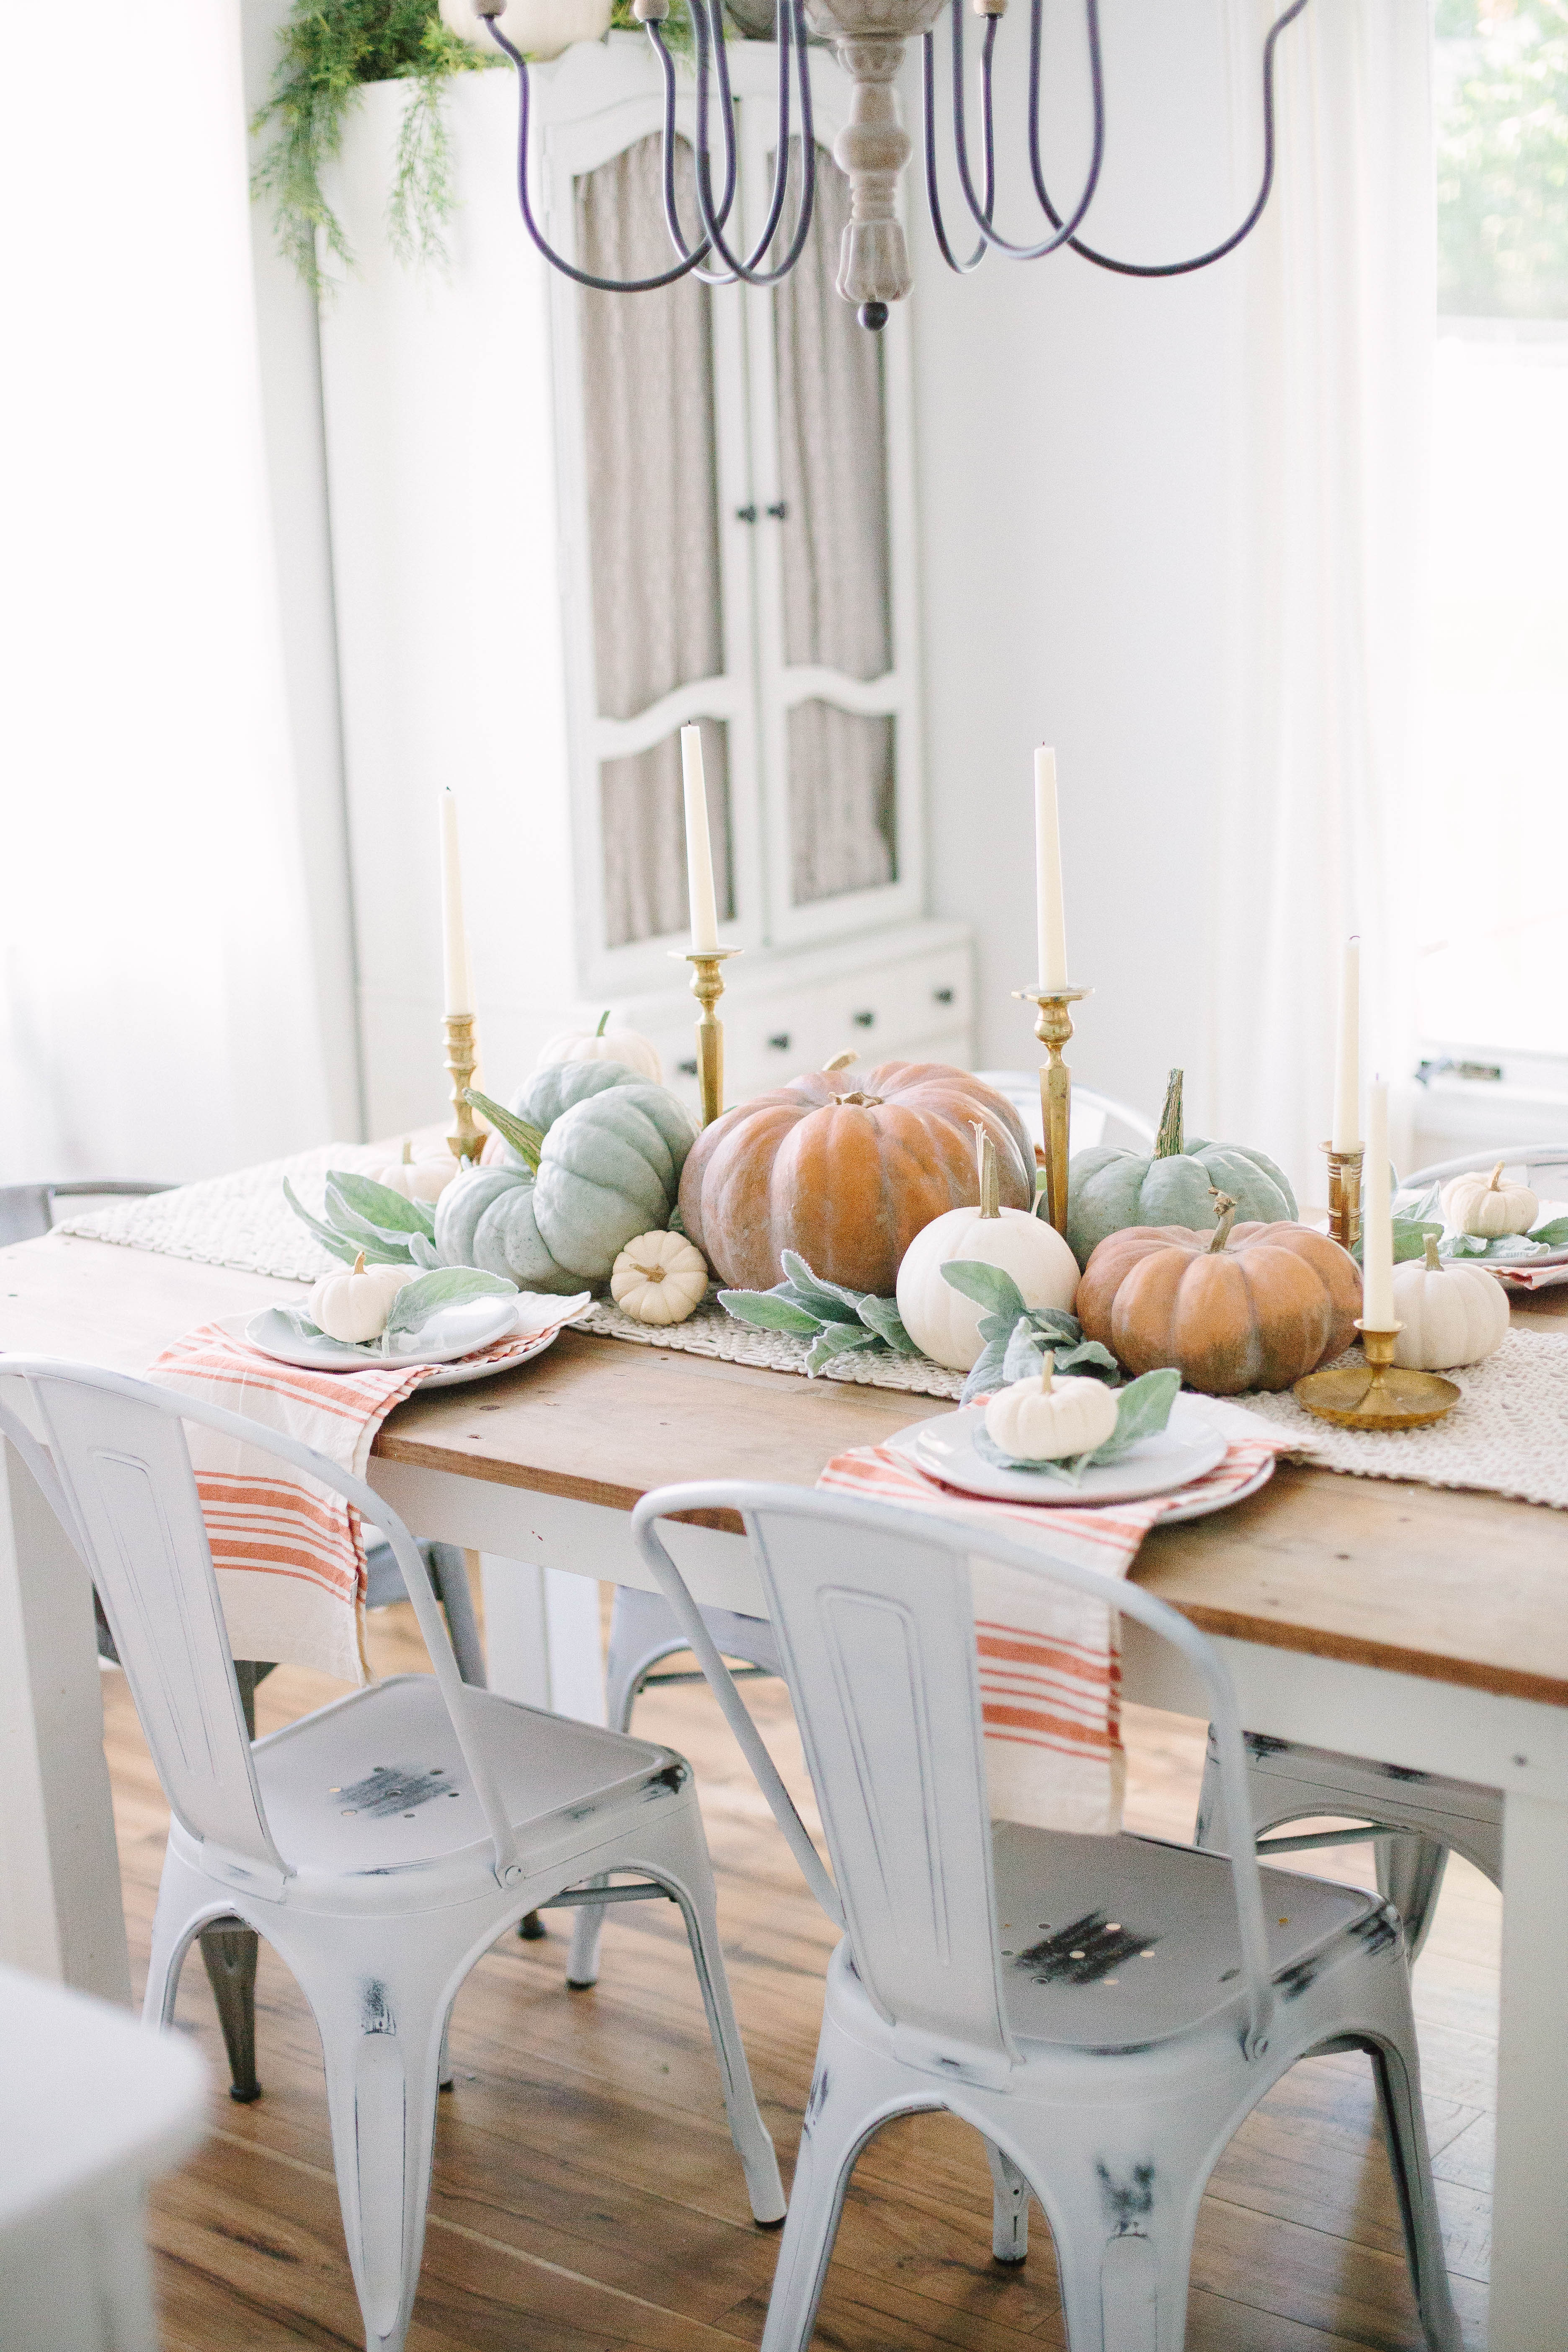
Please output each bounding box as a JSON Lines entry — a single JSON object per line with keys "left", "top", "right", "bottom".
{"left": 679, "top": 1061, "right": 1034, "bottom": 1295}
{"left": 1075, "top": 1204, "right": 1362, "bottom": 1394}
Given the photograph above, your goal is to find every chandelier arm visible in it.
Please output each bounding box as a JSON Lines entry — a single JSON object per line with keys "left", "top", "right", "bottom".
{"left": 650, "top": 20, "right": 740, "bottom": 284}
{"left": 688, "top": 0, "right": 818, "bottom": 287}
{"left": 949, "top": 0, "right": 1107, "bottom": 261}
{"left": 1032, "top": 0, "right": 1310, "bottom": 276}
{"left": 485, "top": 15, "right": 713, "bottom": 290}
{"left": 923, "top": 28, "right": 987, "bottom": 273}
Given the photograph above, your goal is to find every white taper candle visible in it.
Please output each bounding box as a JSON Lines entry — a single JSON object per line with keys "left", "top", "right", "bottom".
{"left": 681, "top": 724, "right": 720, "bottom": 953}
{"left": 439, "top": 788, "right": 472, "bottom": 1017}
{"left": 1362, "top": 1077, "right": 1395, "bottom": 1328}
{"left": 1332, "top": 936, "right": 1361, "bottom": 1152}
{"left": 1034, "top": 746, "right": 1068, "bottom": 990}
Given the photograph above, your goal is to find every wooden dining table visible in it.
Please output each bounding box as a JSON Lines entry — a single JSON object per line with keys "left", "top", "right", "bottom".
{"left": 2, "top": 1226, "right": 1565, "bottom": 2349}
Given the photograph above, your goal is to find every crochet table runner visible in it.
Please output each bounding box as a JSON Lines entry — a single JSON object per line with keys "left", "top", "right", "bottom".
{"left": 54, "top": 1146, "right": 1568, "bottom": 1509}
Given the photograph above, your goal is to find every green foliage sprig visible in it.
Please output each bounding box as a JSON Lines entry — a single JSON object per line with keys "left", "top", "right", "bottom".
{"left": 719, "top": 1252, "right": 922, "bottom": 1375}
{"left": 937, "top": 1262, "right": 1122, "bottom": 1405}
{"left": 284, "top": 1169, "right": 441, "bottom": 1266}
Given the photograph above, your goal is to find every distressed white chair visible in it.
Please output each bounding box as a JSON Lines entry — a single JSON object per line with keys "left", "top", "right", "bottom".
{"left": 564, "top": 1078, "right": 1158, "bottom": 1991}
{"left": 0, "top": 1361, "right": 784, "bottom": 2352}
{"left": 1193, "top": 1140, "right": 1564, "bottom": 1956}
{"left": 632, "top": 1481, "right": 1460, "bottom": 2352}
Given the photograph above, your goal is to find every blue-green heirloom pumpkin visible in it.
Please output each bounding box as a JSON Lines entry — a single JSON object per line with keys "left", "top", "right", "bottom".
{"left": 435, "top": 1062, "right": 698, "bottom": 1293}
{"left": 1065, "top": 1068, "right": 1297, "bottom": 1271}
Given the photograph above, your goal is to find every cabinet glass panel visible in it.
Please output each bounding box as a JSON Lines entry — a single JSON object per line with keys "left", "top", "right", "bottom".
{"left": 771, "top": 142, "right": 896, "bottom": 905}
{"left": 578, "top": 137, "right": 732, "bottom": 944}
{"left": 599, "top": 717, "right": 732, "bottom": 949}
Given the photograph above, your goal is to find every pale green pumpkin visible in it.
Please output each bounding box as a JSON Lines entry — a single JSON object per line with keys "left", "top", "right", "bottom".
{"left": 435, "top": 1062, "right": 698, "bottom": 1292}
{"left": 1064, "top": 1069, "right": 1297, "bottom": 1271}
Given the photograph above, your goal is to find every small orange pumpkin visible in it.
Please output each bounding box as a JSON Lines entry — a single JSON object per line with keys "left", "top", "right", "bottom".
{"left": 1075, "top": 1197, "right": 1362, "bottom": 1394}
{"left": 678, "top": 1061, "right": 1034, "bottom": 1295}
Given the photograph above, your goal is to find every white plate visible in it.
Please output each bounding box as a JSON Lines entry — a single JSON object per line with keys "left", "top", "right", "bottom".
{"left": 242, "top": 1295, "right": 523, "bottom": 1373}
{"left": 891, "top": 1395, "right": 1229, "bottom": 1509}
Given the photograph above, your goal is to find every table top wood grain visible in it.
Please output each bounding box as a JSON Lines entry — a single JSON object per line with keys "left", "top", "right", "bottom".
{"left": 4, "top": 1228, "right": 1566, "bottom": 1707}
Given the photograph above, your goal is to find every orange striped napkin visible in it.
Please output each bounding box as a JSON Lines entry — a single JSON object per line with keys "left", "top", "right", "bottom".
{"left": 817, "top": 1415, "right": 1295, "bottom": 1837}
{"left": 147, "top": 1317, "right": 570, "bottom": 1682}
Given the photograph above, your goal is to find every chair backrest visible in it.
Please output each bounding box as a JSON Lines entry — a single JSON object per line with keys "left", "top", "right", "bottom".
{"left": 1402, "top": 1143, "right": 1568, "bottom": 1194}
{"left": 972, "top": 1072, "right": 1156, "bottom": 1157}
{"left": 0, "top": 1359, "right": 521, "bottom": 1894}
{"left": 0, "top": 1181, "right": 171, "bottom": 1250}
{"left": 634, "top": 1483, "right": 1277, "bottom": 2076}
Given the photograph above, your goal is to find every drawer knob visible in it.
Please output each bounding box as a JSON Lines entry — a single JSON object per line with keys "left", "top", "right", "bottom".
{"left": 852, "top": 1009, "right": 875, "bottom": 1028}
{"left": 678, "top": 1058, "right": 699, "bottom": 1077}
{"left": 933, "top": 986, "right": 955, "bottom": 1005}
{"left": 768, "top": 1032, "right": 792, "bottom": 1051}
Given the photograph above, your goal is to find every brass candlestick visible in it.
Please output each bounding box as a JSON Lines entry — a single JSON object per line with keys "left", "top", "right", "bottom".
{"left": 673, "top": 947, "right": 740, "bottom": 1127}
{"left": 1294, "top": 1321, "right": 1460, "bottom": 1429}
{"left": 1322, "top": 1142, "right": 1364, "bottom": 1256}
{"left": 1013, "top": 985, "right": 1091, "bottom": 1235}
{"left": 444, "top": 1012, "right": 486, "bottom": 1165}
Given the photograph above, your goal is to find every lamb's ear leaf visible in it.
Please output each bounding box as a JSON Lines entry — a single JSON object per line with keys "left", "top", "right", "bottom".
{"left": 940, "top": 1261, "right": 1026, "bottom": 1323}
{"left": 323, "top": 1179, "right": 420, "bottom": 1263}
{"left": 384, "top": 1266, "right": 516, "bottom": 1340}
{"left": 1023, "top": 1305, "right": 1083, "bottom": 1344}
{"left": 1001, "top": 1316, "right": 1048, "bottom": 1386}
{"left": 330, "top": 1170, "right": 436, "bottom": 1240}
{"left": 779, "top": 1252, "right": 869, "bottom": 1321}
{"left": 1093, "top": 1367, "right": 1181, "bottom": 1460}
{"left": 805, "top": 1323, "right": 880, "bottom": 1375}
{"left": 283, "top": 1178, "right": 366, "bottom": 1266}
{"left": 960, "top": 1335, "right": 1010, "bottom": 1405}
{"left": 1052, "top": 1336, "right": 1121, "bottom": 1384}
{"left": 717, "top": 1288, "right": 822, "bottom": 1336}
{"left": 464, "top": 1087, "right": 542, "bottom": 1173}
{"left": 407, "top": 1231, "right": 440, "bottom": 1270}
{"left": 1529, "top": 1217, "right": 1568, "bottom": 1248}
{"left": 854, "top": 1293, "right": 920, "bottom": 1353}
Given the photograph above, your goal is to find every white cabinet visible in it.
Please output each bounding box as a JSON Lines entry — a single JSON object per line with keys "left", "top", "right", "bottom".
{"left": 318, "top": 36, "right": 970, "bottom": 1127}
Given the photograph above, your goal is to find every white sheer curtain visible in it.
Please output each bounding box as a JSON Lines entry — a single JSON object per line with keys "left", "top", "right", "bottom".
{"left": 0, "top": 0, "right": 333, "bottom": 1183}
{"left": 1206, "top": 0, "right": 1434, "bottom": 1196}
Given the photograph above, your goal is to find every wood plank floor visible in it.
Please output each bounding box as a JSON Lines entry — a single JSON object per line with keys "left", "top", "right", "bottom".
{"left": 104, "top": 1583, "right": 1497, "bottom": 2349}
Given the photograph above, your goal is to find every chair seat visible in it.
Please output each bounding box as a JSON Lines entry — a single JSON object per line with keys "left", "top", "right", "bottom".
{"left": 251, "top": 1674, "right": 686, "bottom": 1879}
{"left": 994, "top": 1824, "right": 1382, "bottom": 2050}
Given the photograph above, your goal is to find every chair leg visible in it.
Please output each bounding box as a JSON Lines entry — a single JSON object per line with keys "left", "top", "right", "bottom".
{"left": 199, "top": 1923, "right": 262, "bottom": 2102}
{"left": 565, "top": 1879, "right": 609, "bottom": 1988}
{"left": 1377, "top": 1834, "right": 1449, "bottom": 1964}
{"left": 426, "top": 1544, "right": 487, "bottom": 1688}
{"left": 1366, "top": 2034, "right": 1462, "bottom": 2351}
{"left": 758, "top": 2060, "right": 879, "bottom": 2352}
{"left": 985, "top": 2140, "right": 1030, "bottom": 2262}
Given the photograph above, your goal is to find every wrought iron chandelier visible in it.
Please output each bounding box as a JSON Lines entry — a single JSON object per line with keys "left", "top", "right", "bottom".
{"left": 475, "top": 0, "right": 1310, "bottom": 328}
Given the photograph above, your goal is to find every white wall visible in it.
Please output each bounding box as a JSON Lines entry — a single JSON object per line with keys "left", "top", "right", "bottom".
{"left": 909, "top": 0, "right": 1247, "bottom": 1133}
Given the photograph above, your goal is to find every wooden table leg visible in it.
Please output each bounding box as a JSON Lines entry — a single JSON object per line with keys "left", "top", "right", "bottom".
{"left": 0, "top": 1434, "right": 130, "bottom": 2003}
{"left": 1490, "top": 1787, "right": 1568, "bottom": 2350}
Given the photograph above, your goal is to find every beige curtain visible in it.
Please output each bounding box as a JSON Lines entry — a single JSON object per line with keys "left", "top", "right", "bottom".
{"left": 773, "top": 145, "right": 896, "bottom": 904}
{"left": 579, "top": 137, "right": 732, "bottom": 946}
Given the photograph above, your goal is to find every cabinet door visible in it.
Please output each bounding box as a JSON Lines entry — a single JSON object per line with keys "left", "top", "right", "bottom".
{"left": 540, "top": 53, "right": 764, "bottom": 996}
{"left": 741, "top": 61, "right": 925, "bottom": 949}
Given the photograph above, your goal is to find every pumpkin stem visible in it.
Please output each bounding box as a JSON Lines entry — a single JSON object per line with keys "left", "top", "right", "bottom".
{"left": 972, "top": 1122, "right": 1001, "bottom": 1218}
{"left": 1039, "top": 1350, "right": 1055, "bottom": 1394}
{"left": 1424, "top": 1234, "right": 1444, "bottom": 1272}
{"left": 1487, "top": 1161, "right": 1505, "bottom": 1192}
{"left": 1206, "top": 1193, "right": 1239, "bottom": 1253}
{"left": 400, "top": 1139, "right": 412, "bottom": 1164}
{"left": 352, "top": 1251, "right": 366, "bottom": 1276}
{"left": 596, "top": 1010, "right": 611, "bottom": 1037}
{"left": 464, "top": 1086, "right": 542, "bottom": 1173}
{"left": 1155, "top": 1069, "right": 1185, "bottom": 1159}
{"left": 823, "top": 1049, "right": 859, "bottom": 1074}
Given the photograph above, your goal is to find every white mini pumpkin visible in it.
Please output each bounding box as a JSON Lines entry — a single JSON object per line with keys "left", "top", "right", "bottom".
{"left": 369, "top": 1140, "right": 461, "bottom": 1203}
{"left": 1391, "top": 1235, "right": 1509, "bottom": 1370}
{"left": 610, "top": 1230, "right": 709, "bottom": 1325}
{"left": 984, "top": 1354, "right": 1120, "bottom": 1461}
{"left": 440, "top": 0, "right": 611, "bottom": 65}
{"left": 895, "top": 1123, "right": 1079, "bottom": 1371}
{"left": 1442, "top": 1161, "right": 1538, "bottom": 1240}
{"left": 307, "top": 1252, "right": 415, "bottom": 1344}
{"left": 537, "top": 1009, "right": 663, "bottom": 1087}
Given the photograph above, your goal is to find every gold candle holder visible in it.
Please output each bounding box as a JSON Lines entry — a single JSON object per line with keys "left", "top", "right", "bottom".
{"left": 673, "top": 947, "right": 740, "bottom": 1127}
{"left": 444, "top": 1012, "right": 486, "bottom": 1166}
{"left": 1013, "top": 985, "right": 1091, "bottom": 1236}
{"left": 1294, "top": 1321, "right": 1460, "bottom": 1430}
{"left": 1322, "top": 1141, "right": 1364, "bottom": 1256}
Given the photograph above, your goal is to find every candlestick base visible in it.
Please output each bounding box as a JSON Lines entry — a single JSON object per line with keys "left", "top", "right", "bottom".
{"left": 1321, "top": 1141, "right": 1364, "bottom": 1257}
{"left": 1294, "top": 1322, "right": 1460, "bottom": 1429}
{"left": 672, "top": 947, "right": 740, "bottom": 1127}
{"left": 444, "top": 1013, "right": 485, "bottom": 1166}
{"left": 1013, "top": 985, "right": 1091, "bottom": 1238}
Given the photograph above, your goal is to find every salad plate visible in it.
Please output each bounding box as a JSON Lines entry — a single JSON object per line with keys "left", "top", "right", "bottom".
{"left": 233, "top": 1290, "right": 591, "bottom": 1379}
{"left": 890, "top": 1395, "right": 1229, "bottom": 1509}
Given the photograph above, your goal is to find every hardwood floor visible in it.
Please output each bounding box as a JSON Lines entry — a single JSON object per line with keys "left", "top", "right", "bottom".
{"left": 104, "top": 1583, "right": 1497, "bottom": 2349}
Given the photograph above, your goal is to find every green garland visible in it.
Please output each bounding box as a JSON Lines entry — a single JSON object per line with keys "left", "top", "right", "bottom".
{"left": 253, "top": 0, "right": 693, "bottom": 295}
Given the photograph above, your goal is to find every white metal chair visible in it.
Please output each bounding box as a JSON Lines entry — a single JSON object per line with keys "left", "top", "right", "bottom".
{"left": 1403, "top": 1142, "right": 1568, "bottom": 1191}
{"left": 0, "top": 1361, "right": 784, "bottom": 2352}
{"left": 633, "top": 1481, "right": 1460, "bottom": 2352}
